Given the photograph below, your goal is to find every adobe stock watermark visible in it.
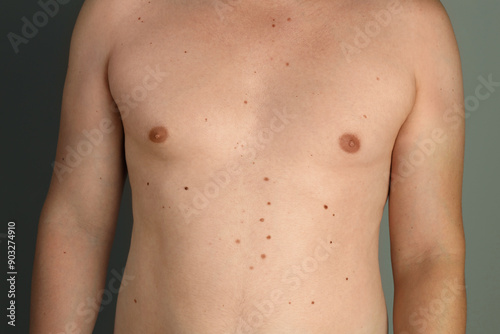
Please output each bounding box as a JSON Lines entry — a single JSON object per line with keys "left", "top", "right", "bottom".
{"left": 177, "top": 105, "right": 297, "bottom": 224}
{"left": 389, "top": 128, "right": 448, "bottom": 190}
{"left": 462, "top": 74, "right": 499, "bottom": 118}
{"left": 114, "top": 65, "right": 167, "bottom": 118}
{"left": 7, "top": 0, "right": 73, "bottom": 54}
{"left": 51, "top": 118, "right": 115, "bottom": 183}
{"left": 214, "top": 0, "right": 243, "bottom": 22}
{"left": 235, "top": 236, "right": 337, "bottom": 333}
{"left": 51, "top": 64, "right": 166, "bottom": 183}
{"left": 397, "top": 277, "right": 466, "bottom": 334}
{"left": 389, "top": 73, "right": 498, "bottom": 189}
{"left": 48, "top": 267, "right": 135, "bottom": 334}
{"left": 340, "top": 0, "right": 403, "bottom": 63}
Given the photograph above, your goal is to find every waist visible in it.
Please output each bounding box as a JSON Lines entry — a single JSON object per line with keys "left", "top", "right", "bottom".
{"left": 116, "top": 227, "right": 387, "bottom": 333}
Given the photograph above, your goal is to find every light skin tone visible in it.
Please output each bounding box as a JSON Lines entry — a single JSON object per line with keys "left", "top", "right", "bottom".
{"left": 30, "top": 0, "right": 466, "bottom": 333}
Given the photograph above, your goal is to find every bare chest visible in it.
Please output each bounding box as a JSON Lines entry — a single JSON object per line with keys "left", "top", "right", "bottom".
{"left": 107, "top": 1, "right": 414, "bottom": 168}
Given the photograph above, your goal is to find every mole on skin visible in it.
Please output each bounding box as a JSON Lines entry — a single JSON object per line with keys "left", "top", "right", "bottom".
{"left": 148, "top": 126, "right": 168, "bottom": 143}
{"left": 339, "top": 133, "right": 360, "bottom": 153}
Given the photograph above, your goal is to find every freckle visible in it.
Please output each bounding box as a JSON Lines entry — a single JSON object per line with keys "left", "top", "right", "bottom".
{"left": 260, "top": 218, "right": 265, "bottom": 222}
{"left": 149, "top": 126, "right": 168, "bottom": 143}
{"left": 63, "top": 251, "right": 66, "bottom": 254}
{"left": 267, "top": 202, "right": 271, "bottom": 205}
{"left": 184, "top": 187, "right": 189, "bottom": 190}
{"left": 339, "top": 133, "right": 360, "bottom": 153}
{"left": 311, "top": 301, "right": 315, "bottom": 304}
{"left": 332, "top": 213, "right": 335, "bottom": 216}
{"left": 287, "top": 17, "right": 291, "bottom": 21}
{"left": 235, "top": 239, "right": 240, "bottom": 244}
{"left": 261, "top": 254, "right": 266, "bottom": 259}
{"left": 205, "top": 118, "right": 208, "bottom": 122}
{"left": 249, "top": 266, "right": 254, "bottom": 270}
{"left": 266, "top": 235, "right": 271, "bottom": 239}
{"left": 184, "top": 51, "right": 187, "bottom": 53}
{"left": 99, "top": 177, "right": 102, "bottom": 180}
{"left": 376, "top": 77, "right": 380, "bottom": 81}
{"left": 324, "top": 205, "right": 328, "bottom": 209}
{"left": 264, "top": 177, "right": 269, "bottom": 181}
{"left": 244, "top": 100, "right": 248, "bottom": 104}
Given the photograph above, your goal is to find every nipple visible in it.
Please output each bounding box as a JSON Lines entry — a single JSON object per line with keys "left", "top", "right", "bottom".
{"left": 339, "top": 133, "right": 360, "bottom": 153}
{"left": 149, "top": 126, "right": 168, "bottom": 143}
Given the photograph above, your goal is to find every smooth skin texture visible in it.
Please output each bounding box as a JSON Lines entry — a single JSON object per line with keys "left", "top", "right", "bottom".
{"left": 30, "top": 0, "right": 466, "bottom": 333}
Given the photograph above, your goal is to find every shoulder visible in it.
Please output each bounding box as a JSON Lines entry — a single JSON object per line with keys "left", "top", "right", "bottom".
{"left": 382, "top": 0, "right": 461, "bottom": 87}
{"left": 69, "top": 0, "right": 147, "bottom": 58}
{"left": 394, "top": 0, "right": 458, "bottom": 49}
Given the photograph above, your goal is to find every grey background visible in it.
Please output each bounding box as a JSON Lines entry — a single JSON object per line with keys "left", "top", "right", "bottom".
{"left": 0, "top": 0, "right": 498, "bottom": 333}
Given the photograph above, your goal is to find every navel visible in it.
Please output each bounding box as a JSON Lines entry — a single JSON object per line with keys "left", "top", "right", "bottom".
{"left": 148, "top": 126, "right": 168, "bottom": 143}
{"left": 339, "top": 133, "right": 360, "bottom": 153}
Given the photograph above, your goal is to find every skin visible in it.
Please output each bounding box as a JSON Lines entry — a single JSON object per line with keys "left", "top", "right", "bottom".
{"left": 30, "top": 0, "right": 466, "bottom": 333}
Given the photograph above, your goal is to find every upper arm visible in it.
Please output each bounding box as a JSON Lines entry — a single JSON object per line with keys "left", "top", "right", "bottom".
{"left": 43, "top": 0, "right": 125, "bottom": 237}
{"left": 388, "top": 0, "right": 465, "bottom": 272}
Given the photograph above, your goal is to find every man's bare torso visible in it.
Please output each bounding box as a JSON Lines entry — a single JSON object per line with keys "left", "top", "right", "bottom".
{"left": 107, "top": 0, "right": 414, "bottom": 332}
